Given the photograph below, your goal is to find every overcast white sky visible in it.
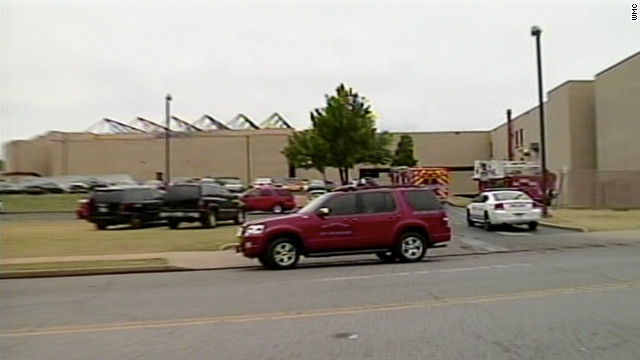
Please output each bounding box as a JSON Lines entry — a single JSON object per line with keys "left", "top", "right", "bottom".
{"left": 1, "top": 0, "right": 639, "bottom": 147}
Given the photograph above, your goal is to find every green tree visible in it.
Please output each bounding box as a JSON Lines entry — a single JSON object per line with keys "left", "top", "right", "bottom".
{"left": 391, "top": 134, "right": 418, "bottom": 167}
{"left": 282, "top": 129, "right": 329, "bottom": 178}
{"left": 311, "top": 84, "right": 392, "bottom": 184}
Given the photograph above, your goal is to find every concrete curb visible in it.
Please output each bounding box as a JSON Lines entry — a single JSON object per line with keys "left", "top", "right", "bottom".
{"left": 539, "top": 221, "right": 588, "bottom": 232}
{"left": 0, "top": 265, "right": 187, "bottom": 279}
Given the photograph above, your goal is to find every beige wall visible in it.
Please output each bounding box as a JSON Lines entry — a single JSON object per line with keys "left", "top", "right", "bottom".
{"left": 6, "top": 137, "right": 52, "bottom": 175}
{"left": 396, "top": 131, "right": 491, "bottom": 166}
{"left": 595, "top": 52, "right": 640, "bottom": 171}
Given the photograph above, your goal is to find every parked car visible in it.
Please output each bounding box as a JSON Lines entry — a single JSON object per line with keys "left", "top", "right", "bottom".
{"left": 252, "top": 177, "right": 273, "bottom": 188}
{"left": 241, "top": 186, "right": 296, "bottom": 213}
{"left": 306, "top": 179, "right": 327, "bottom": 192}
{"left": 0, "top": 182, "right": 22, "bottom": 194}
{"left": 214, "top": 177, "right": 246, "bottom": 193}
{"left": 76, "top": 198, "right": 90, "bottom": 219}
{"left": 282, "top": 178, "right": 303, "bottom": 192}
{"left": 68, "top": 182, "right": 90, "bottom": 193}
{"left": 237, "top": 185, "right": 451, "bottom": 269}
{"left": 21, "top": 184, "right": 48, "bottom": 195}
{"left": 87, "top": 186, "right": 164, "bottom": 230}
{"left": 466, "top": 190, "right": 541, "bottom": 231}
{"left": 161, "top": 183, "right": 244, "bottom": 229}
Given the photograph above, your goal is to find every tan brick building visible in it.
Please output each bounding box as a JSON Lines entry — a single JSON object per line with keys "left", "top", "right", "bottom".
{"left": 5, "top": 51, "right": 640, "bottom": 207}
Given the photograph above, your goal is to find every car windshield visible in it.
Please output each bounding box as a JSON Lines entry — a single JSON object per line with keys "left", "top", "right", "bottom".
{"left": 297, "top": 193, "right": 332, "bottom": 214}
{"left": 492, "top": 191, "right": 532, "bottom": 201}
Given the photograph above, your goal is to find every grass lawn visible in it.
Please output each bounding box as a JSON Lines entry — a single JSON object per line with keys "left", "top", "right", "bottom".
{"left": 1, "top": 220, "right": 239, "bottom": 259}
{"left": 546, "top": 208, "right": 640, "bottom": 231}
{"left": 1, "top": 258, "right": 168, "bottom": 272}
{"left": 0, "top": 193, "right": 85, "bottom": 212}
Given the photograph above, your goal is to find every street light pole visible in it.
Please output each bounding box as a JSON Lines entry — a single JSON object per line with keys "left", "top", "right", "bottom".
{"left": 165, "top": 94, "right": 172, "bottom": 185}
{"left": 531, "top": 26, "right": 548, "bottom": 216}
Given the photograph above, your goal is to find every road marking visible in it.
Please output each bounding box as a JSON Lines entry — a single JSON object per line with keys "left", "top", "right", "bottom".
{"left": 315, "top": 263, "right": 531, "bottom": 281}
{"left": 3, "top": 280, "right": 637, "bottom": 338}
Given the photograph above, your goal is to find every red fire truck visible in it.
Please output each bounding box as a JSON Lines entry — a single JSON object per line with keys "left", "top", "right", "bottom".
{"left": 473, "top": 160, "right": 557, "bottom": 205}
{"left": 389, "top": 166, "right": 451, "bottom": 202}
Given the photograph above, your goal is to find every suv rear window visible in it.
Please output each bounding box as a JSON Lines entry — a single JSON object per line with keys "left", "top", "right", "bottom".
{"left": 93, "top": 188, "right": 156, "bottom": 203}
{"left": 403, "top": 190, "right": 442, "bottom": 211}
{"left": 165, "top": 185, "right": 200, "bottom": 201}
{"left": 93, "top": 190, "right": 123, "bottom": 203}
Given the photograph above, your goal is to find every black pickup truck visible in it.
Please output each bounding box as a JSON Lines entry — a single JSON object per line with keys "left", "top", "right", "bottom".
{"left": 161, "top": 183, "right": 245, "bottom": 229}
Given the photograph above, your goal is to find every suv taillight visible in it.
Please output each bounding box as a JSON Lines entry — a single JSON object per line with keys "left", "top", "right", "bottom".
{"left": 494, "top": 203, "right": 505, "bottom": 210}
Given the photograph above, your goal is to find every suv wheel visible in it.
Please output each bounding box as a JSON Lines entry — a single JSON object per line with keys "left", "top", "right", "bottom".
{"left": 201, "top": 211, "right": 218, "bottom": 228}
{"left": 395, "top": 232, "right": 427, "bottom": 263}
{"left": 234, "top": 210, "right": 245, "bottom": 225}
{"left": 264, "top": 238, "right": 300, "bottom": 270}
{"left": 96, "top": 223, "right": 107, "bottom": 230}
{"left": 376, "top": 251, "right": 397, "bottom": 263}
{"left": 272, "top": 204, "right": 283, "bottom": 214}
{"left": 168, "top": 220, "right": 180, "bottom": 229}
{"left": 528, "top": 221, "right": 538, "bottom": 231}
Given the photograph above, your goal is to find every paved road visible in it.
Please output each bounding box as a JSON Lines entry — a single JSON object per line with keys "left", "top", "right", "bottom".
{"left": 3, "top": 243, "right": 639, "bottom": 359}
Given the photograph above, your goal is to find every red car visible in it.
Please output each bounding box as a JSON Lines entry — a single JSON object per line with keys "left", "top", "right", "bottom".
{"left": 241, "top": 187, "right": 296, "bottom": 213}
{"left": 237, "top": 185, "right": 451, "bottom": 269}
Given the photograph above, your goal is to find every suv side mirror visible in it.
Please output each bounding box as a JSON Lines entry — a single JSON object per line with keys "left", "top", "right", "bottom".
{"left": 317, "top": 207, "right": 330, "bottom": 217}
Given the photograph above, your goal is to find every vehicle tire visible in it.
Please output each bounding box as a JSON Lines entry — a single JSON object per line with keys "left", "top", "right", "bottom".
{"left": 528, "top": 221, "right": 539, "bottom": 231}
{"left": 376, "top": 251, "right": 397, "bottom": 263}
{"left": 466, "top": 210, "right": 474, "bottom": 227}
{"left": 96, "top": 223, "right": 107, "bottom": 230}
{"left": 258, "top": 256, "right": 270, "bottom": 267}
{"left": 483, "top": 212, "right": 494, "bottom": 231}
{"left": 263, "top": 238, "right": 300, "bottom": 270}
{"left": 201, "top": 211, "right": 218, "bottom": 229}
{"left": 130, "top": 216, "right": 143, "bottom": 229}
{"left": 272, "top": 204, "right": 283, "bottom": 214}
{"left": 234, "top": 210, "right": 245, "bottom": 225}
{"left": 168, "top": 220, "right": 180, "bottom": 229}
{"left": 394, "top": 232, "right": 427, "bottom": 263}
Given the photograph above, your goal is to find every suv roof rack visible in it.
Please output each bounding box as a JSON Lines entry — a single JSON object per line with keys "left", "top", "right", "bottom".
{"left": 333, "top": 184, "right": 424, "bottom": 192}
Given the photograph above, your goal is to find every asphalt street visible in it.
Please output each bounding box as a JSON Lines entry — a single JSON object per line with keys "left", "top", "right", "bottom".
{"left": 3, "top": 243, "right": 639, "bottom": 359}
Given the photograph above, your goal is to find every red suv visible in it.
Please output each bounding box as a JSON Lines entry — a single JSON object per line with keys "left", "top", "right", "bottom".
{"left": 237, "top": 185, "right": 451, "bottom": 269}
{"left": 241, "top": 186, "right": 296, "bottom": 213}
